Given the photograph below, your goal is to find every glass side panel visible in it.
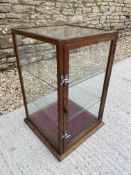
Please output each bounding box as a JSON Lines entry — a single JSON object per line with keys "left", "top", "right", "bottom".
{"left": 19, "top": 25, "right": 113, "bottom": 40}
{"left": 66, "top": 41, "right": 111, "bottom": 145}
{"left": 16, "top": 35, "right": 59, "bottom": 150}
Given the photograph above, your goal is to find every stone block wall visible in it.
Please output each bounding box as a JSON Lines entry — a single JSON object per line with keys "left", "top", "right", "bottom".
{"left": 0, "top": 0, "right": 131, "bottom": 68}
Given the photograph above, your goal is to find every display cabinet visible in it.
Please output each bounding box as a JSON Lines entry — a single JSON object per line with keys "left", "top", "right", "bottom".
{"left": 12, "top": 25, "right": 118, "bottom": 161}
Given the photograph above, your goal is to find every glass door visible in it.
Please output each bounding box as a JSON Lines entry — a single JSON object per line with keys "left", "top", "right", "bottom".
{"left": 63, "top": 41, "right": 111, "bottom": 149}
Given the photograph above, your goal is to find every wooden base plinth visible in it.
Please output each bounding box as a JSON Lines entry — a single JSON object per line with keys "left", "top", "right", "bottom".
{"left": 25, "top": 118, "right": 104, "bottom": 161}
{"left": 24, "top": 100, "right": 104, "bottom": 161}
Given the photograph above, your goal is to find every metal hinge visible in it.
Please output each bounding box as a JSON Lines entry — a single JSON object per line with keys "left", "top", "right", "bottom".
{"left": 61, "top": 74, "right": 70, "bottom": 86}
{"left": 61, "top": 131, "right": 72, "bottom": 140}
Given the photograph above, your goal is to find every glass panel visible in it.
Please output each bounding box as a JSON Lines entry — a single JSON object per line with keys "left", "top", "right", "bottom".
{"left": 20, "top": 26, "right": 113, "bottom": 40}
{"left": 67, "top": 41, "right": 110, "bottom": 144}
{"left": 16, "top": 35, "right": 59, "bottom": 150}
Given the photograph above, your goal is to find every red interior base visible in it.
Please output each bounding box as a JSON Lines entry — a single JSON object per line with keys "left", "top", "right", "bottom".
{"left": 29, "top": 100, "right": 98, "bottom": 150}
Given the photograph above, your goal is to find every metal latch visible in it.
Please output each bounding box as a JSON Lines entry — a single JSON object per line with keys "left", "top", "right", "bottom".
{"left": 61, "top": 131, "right": 72, "bottom": 140}
{"left": 61, "top": 74, "right": 70, "bottom": 86}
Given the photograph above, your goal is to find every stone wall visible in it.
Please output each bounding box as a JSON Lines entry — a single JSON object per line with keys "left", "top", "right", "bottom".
{"left": 17, "top": 36, "right": 56, "bottom": 66}
{"left": 0, "top": 0, "right": 131, "bottom": 68}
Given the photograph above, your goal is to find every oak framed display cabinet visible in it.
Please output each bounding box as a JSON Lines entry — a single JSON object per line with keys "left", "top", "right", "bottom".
{"left": 12, "top": 25, "right": 118, "bottom": 161}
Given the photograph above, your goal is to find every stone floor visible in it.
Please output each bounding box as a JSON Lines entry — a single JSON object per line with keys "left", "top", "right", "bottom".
{"left": 0, "top": 57, "right": 131, "bottom": 175}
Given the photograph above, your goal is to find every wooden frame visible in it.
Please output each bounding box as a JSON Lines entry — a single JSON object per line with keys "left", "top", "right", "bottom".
{"left": 11, "top": 25, "right": 118, "bottom": 161}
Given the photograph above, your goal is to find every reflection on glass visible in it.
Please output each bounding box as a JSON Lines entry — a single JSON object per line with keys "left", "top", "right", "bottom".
{"left": 16, "top": 35, "right": 58, "bottom": 150}
{"left": 67, "top": 41, "right": 110, "bottom": 142}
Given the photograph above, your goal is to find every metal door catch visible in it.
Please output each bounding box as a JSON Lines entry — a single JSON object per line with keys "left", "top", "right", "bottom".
{"left": 61, "top": 131, "right": 72, "bottom": 139}
{"left": 61, "top": 74, "right": 70, "bottom": 85}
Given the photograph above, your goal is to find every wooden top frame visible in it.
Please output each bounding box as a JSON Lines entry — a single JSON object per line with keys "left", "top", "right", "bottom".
{"left": 11, "top": 24, "right": 118, "bottom": 45}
